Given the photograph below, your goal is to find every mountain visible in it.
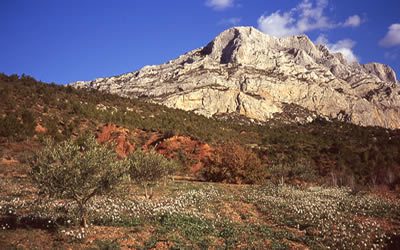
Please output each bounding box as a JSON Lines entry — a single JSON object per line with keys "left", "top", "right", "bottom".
{"left": 72, "top": 26, "right": 400, "bottom": 129}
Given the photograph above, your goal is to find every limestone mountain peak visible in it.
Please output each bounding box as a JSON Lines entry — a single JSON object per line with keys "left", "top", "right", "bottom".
{"left": 73, "top": 27, "right": 400, "bottom": 129}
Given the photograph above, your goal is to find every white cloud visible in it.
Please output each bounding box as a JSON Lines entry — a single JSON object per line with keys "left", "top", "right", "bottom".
{"left": 316, "top": 34, "right": 358, "bottom": 63}
{"left": 343, "top": 15, "right": 362, "bottom": 27}
{"left": 257, "top": 0, "right": 335, "bottom": 37}
{"left": 257, "top": 12, "right": 297, "bottom": 37}
{"left": 315, "top": 34, "right": 329, "bottom": 44}
{"left": 218, "top": 17, "right": 241, "bottom": 26}
{"left": 379, "top": 23, "right": 400, "bottom": 47}
{"left": 257, "top": 0, "right": 362, "bottom": 38}
{"left": 206, "top": 0, "right": 234, "bottom": 10}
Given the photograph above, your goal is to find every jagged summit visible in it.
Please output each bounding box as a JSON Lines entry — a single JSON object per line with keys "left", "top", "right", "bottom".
{"left": 73, "top": 26, "right": 400, "bottom": 129}
{"left": 201, "top": 27, "right": 322, "bottom": 67}
{"left": 202, "top": 27, "right": 398, "bottom": 82}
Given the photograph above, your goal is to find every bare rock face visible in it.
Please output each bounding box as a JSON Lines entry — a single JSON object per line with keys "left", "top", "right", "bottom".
{"left": 361, "top": 63, "right": 397, "bottom": 83}
{"left": 72, "top": 26, "right": 400, "bottom": 129}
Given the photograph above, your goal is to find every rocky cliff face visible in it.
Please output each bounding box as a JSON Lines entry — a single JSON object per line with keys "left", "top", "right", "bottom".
{"left": 72, "top": 26, "right": 400, "bottom": 129}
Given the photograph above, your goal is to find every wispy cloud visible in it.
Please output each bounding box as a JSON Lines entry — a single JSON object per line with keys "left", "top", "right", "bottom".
{"left": 316, "top": 34, "right": 358, "bottom": 63}
{"left": 257, "top": 0, "right": 361, "bottom": 37}
{"left": 343, "top": 15, "right": 362, "bottom": 27}
{"left": 218, "top": 17, "right": 241, "bottom": 26}
{"left": 206, "top": 0, "right": 234, "bottom": 11}
{"left": 384, "top": 51, "right": 398, "bottom": 60}
{"left": 379, "top": 23, "right": 400, "bottom": 47}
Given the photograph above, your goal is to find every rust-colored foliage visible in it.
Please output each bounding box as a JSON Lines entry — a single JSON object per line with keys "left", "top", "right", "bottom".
{"left": 202, "top": 142, "right": 267, "bottom": 184}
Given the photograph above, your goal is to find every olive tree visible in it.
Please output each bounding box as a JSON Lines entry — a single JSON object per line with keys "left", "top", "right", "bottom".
{"left": 31, "top": 136, "right": 129, "bottom": 227}
{"left": 127, "top": 149, "right": 179, "bottom": 199}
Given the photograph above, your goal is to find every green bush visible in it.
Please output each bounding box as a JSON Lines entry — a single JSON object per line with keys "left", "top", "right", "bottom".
{"left": 268, "top": 161, "right": 317, "bottom": 184}
{"left": 0, "top": 114, "right": 20, "bottom": 137}
{"left": 30, "top": 136, "right": 129, "bottom": 227}
{"left": 94, "top": 239, "right": 121, "bottom": 250}
{"left": 20, "top": 109, "right": 35, "bottom": 136}
{"left": 0, "top": 110, "right": 35, "bottom": 139}
{"left": 127, "top": 149, "right": 180, "bottom": 198}
{"left": 202, "top": 142, "right": 268, "bottom": 184}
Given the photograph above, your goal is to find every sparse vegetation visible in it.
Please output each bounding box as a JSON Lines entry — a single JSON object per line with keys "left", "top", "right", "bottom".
{"left": 1, "top": 182, "right": 399, "bottom": 249}
{"left": 244, "top": 184, "right": 400, "bottom": 249}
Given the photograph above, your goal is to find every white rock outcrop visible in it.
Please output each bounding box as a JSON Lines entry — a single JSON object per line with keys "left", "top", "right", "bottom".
{"left": 72, "top": 27, "right": 400, "bottom": 129}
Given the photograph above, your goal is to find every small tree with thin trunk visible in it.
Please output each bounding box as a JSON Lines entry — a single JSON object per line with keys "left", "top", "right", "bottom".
{"left": 31, "top": 136, "right": 129, "bottom": 227}
{"left": 127, "top": 149, "right": 179, "bottom": 199}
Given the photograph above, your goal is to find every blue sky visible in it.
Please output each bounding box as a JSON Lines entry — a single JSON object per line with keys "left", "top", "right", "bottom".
{"left": 1, "top": 0, "right": 399, "bottom": 84}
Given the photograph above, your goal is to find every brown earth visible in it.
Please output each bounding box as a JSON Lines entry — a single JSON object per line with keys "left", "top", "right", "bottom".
{"left": 96, "top": 123, "right": 136, "bottom": 158}
{"left": 34, "top": 123, "right": 47, "bottom": 134}
{"left": 95, "top": 123, "right": 213, "bottom": 175}
{"left": 156, "top": 135, "right": 212, "bottom": 174}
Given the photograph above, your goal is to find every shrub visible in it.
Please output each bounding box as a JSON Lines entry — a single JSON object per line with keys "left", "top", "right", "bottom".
{"left": 0, "top": 114, "right": 20, "bottom": 138}
{"left": 20, "top": 109, "right": 35, "bottom": 136}
{"left": 268, "top": 161, "right": 317, "bottom": 185}
{"left": 127, "top": 149, "right": 179, "bottom": 198}
{"left": 202, "top": 142, "right": 267, "bottom": 184}
{"left": 43, "top": 117, "right": 64, "bottom": 141}
{"left": 30, "top": 136, "right": 129, "bottom": 227}
{"left": 94, "top": 239, "right": 121, "bottom": 250}
{"left": 0, "top": 110, "right": 35, "bottom": 139}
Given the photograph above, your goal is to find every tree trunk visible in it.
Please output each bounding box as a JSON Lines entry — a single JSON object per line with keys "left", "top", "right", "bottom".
{"left": 163, "top": 176, "right": 167, "bottom": 187}
{"left": 144, "top": 185, "right": 148, "bottom": 199}
{"left": 149, "top": 186, "right": 153, "bottom": 200}
{"left": 79, "top": 203, "right": 88, "bottom": 228}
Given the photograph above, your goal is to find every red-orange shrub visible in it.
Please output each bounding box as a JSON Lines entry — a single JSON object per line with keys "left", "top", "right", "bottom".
{"left": 202, "top": 142, "right": 267, "bottom": 184}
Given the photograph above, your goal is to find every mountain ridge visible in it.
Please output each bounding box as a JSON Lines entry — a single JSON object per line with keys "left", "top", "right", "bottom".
{"left": 73, "top": 26, "right": 400, "bottom": 129}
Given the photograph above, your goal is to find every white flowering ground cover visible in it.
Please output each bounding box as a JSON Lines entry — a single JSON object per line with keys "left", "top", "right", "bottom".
{"left": 1, "top": 180, "right": 400, "bottom": 249}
